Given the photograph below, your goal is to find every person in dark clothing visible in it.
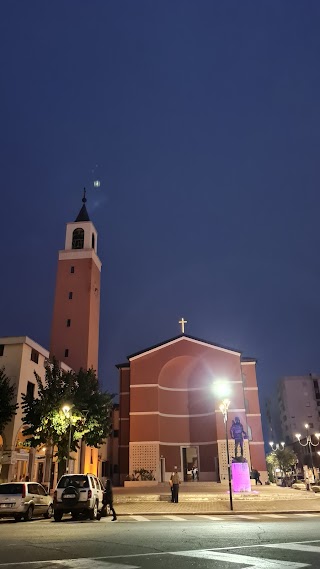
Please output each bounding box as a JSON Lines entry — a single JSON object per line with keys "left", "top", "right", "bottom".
{"left": 101, "top": 479, "right": 117, "bottom": 521}
{"left": 252, "top": 469, "right": 262, "bottom": 485}
{"left": 170, "top": 467, "right": 181, "bottom": 503}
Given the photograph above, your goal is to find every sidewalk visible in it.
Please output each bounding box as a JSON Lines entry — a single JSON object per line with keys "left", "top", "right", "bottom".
{"left": 112, "top": 483, "right": 320, "bottom": 515}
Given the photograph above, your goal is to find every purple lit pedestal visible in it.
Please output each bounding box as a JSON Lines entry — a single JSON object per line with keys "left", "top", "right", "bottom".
{"left": 231, "top": 461, "right": 251, "bottom": 493}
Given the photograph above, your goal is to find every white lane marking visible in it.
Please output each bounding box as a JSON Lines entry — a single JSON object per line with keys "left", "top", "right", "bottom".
{"left": 0, "top": 561, "right": 138, "bottom": 569}
{"left": 266, "top": 543, "right": 320, "bottom": 553}
{"left": 1, "top": 540, "right": 320, "bottom": 565}
{"left": 163, "top": 515, "right": 188, "bottom": 521}
{"left": 171, "top": 549, "right": 308, "bottom": 568}
{"left": 53, "top": 561, "right": 139, "bottom": 568}
{"left": 234, "top": 515, "right": 260, "bottom": 519}
{"left": 262, "top": 514, "right": 287, "bottom": 519}
{"left": 196, "top": 515, "right": 223, "bottom": 521}
{"left": 129, "top": 515, "right": 151, "bottom": 522}
{"left": 293, "top": 513, "right": 319, "bottom": 517}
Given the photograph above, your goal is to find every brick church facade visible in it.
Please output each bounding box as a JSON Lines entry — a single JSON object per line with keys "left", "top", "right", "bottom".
{"left": 118, "top": 334, "right": 267, "bottom": 484}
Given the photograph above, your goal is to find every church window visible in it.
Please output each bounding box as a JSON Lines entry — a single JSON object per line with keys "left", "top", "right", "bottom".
{"left": 92, "top": 233, "right": 95, "bottom": 249}
{"left": 72, "top": 228, "right": 84, "bottom": 250}
{"left": 64, "top": 349, "right": 69, "bottom": 358}
{"left": 70, "top": 266, "right": 75, "bottom": 274}
{"left": 30, "top": 349, "right": 39, "bottom": 364}
{"left": 67, "top": 319, "right": 71, "bottom": 327}
{"left": 0, "top": 345, "right": 4, "bottom": 356}
{"left": 68, "top": 292, "right": 73, "bottom": 300}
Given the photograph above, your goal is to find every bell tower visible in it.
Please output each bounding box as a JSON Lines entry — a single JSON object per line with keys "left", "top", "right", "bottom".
{"left": 50, "top": 190, "right": 101, "bottom": 373}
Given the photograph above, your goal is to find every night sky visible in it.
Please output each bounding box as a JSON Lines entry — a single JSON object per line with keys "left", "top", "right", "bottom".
{"left": 1, "top": 2, "right": 320, "bottom": 427}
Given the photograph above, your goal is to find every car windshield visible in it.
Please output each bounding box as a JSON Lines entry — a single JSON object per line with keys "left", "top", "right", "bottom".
{"left": 0, "top": 484, "right": 23, "bottom": 495}
{"left": 57, "top": 476, "right": 89, "bottom": 489}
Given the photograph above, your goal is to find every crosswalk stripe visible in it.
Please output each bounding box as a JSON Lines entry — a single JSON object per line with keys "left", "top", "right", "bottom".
{"left": 129, "top": 515, "right": 151, "bottom": 522}
{"left": 164, "top": 515, "right": 188, "bottom": 521}
{"left": 293, "top": 513, "right": 319, "bottom": 517}
{"left": 263, "top": 514, "right": 287, "bottom": 518}
{"left": 196, "top": 515, "right": 223, "bottom": 521}
{"left": 170, "top": 549, "right": 308, "bottom": 567}
{"left": 234, "top": 515, "right": 259, "bottom": 519}
{"left": 266, "top": 543, "right": 320, "bottom": 553}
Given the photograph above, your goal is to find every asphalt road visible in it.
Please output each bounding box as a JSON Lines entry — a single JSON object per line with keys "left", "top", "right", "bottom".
{"left": 0, "top": 515, "right": 320, "bottom": 568}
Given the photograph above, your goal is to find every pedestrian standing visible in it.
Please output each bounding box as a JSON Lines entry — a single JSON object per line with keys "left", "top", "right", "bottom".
{"left": 170, "top": 467, "right": 181, "bottom": 503}
{"left": 102, "top": 479, "right": 117, "bottom": 521}
{"left": 255, "top": 470, "right": 262, "bottom": 485}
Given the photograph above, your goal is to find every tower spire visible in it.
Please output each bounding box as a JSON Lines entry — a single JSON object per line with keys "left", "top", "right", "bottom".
{"left": 75, "top": 187, "right": 90, "bottom": 222}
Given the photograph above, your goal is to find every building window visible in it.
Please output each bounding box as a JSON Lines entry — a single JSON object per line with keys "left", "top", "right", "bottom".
{"left": 70, "top": 266, "right": 75, "bottom": 274}
{"left": 72, "top": 228, "right": 84, "bottom": 250}
{"left": 30, "top": 349, "right": 39, "bottom": 364}
{"left": 90, "top": 449, "right": 93, "bottom": 464}
{"left": 241, "top": 373, "right": 247, "bottom": 386}
{"left": 308, "top": 422, "right": 314, "bottom": 428}
{"left": 247, "top": 425, "right": 252, "bottom": 441}
{"left": 27, "top": 381, "right": 35, "bottom": 399}
{"left": 68, "top": 292, "right": 73, "bottom": 300}
{"left": 64, "top": 349, "right": 69, "bottom": 358}
{"left": 67, "top": 319, "right": 71, "bottom": 327}
{"left": 0, "top": 344, "right": 4, "bottom": 357}
{"left": 113, "top": 464, "right": 119, "bottom": 474}
{"left": 113, "top": 430, "right": 119, "bottom": 438}
{"left": 244, "top": 398, "right": 250, "bottom": 413}
{"left": 92, "top": 233, "right": 95, "bottom": 249}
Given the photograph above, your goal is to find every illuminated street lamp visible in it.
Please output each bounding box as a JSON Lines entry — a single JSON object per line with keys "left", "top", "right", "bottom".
{"left": 295, "top": 426, "right": 320, "bottom": 490}
{"left": 62, "top": 405, "right": 73, "bottom": 474}
{"left": 213, "top": 379, "right": 233, "bottom": 511}
{"left": 269, "top": 442, "right": 285, "bottom": 452}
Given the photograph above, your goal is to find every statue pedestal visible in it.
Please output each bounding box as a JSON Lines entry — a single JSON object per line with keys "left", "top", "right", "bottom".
{"left": 231, "top": 461, "right": 251, "bottom": 493}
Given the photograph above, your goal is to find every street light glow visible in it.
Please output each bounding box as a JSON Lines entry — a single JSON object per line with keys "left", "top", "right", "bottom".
{"left": 62, "top": 405, "right": 71, "bottom": 415}
{"left": 295, "top": 434, "right": 301, "bottom": 439}
{"left": 315, "top": 433, "right": 320, "bottom": 439}
{"left": 212, "top": 378, "right": 231, "bottom": 399}
{"left": 304, "top": 423, "right": 309, "bottom": 429}
{"left": 269, "top": 442, "right": 274, "bottom": 447}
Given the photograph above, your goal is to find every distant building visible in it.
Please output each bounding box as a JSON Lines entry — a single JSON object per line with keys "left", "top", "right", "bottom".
{"left": 118, "top": 334, "right": 267, "bottom": 485}
{"left": 0, "top": 336, "right": 70, "bottom": 484}
{"left": 277, "top": 375, "right": 320, "bottom": 444}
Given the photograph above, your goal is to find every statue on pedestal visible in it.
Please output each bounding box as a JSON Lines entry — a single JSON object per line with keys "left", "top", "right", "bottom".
{"left": 230, "top": 417, "right": 247, "bottom": 462}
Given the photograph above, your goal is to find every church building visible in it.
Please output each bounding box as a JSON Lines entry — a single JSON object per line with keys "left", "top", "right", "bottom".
{"left": 118, "top": 330, "right": 267, "bottom": 484}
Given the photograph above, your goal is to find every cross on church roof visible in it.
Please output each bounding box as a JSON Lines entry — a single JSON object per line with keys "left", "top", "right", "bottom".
{"left": 179, "top": 318, "right": 187, "bottom": 334}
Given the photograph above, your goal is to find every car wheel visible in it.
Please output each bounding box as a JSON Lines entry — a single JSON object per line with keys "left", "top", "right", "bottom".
{"left": 71, "top": 512, "right": 79, "bottom": 520}
{"left": 44, "top": 505, "right": 53, "bottom": 519}
{"left": 24, "top": 506, "right": 33, "bottom": 522}
{"left": 14, "top": 515, "right": 22, "bottom": 522}
{"left": 89, "top": 501, "right": 98, "bottom": 520}
{"left": 54, "top": 511, "right": 63, "bottom": 522}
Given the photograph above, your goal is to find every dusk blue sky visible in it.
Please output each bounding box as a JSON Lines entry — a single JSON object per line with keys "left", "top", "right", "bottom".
{"left": 1, "top": 2, "right": 320, "bottom": 431}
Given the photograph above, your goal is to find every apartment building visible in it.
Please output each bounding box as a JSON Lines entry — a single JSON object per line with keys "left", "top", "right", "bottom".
{"left": 277, "top": 375, "right": 320, "bottom": 443}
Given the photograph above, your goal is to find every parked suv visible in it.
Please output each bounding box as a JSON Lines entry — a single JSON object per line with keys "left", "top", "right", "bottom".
{"left": 53, "top": 474, "right": 104, "bottom": 521}
{"left": 0, "top": 482, "right": 53, "bottom": 522}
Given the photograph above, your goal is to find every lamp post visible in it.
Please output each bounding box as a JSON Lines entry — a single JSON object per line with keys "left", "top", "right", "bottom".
{"left": 219, "top": 398, "right": 233, "bottom": 511}
{"left": 269, "top": 442, "right": 285, "bottom": 483}
{"left": 62, "top": 405, "right": 73, "bottom": 474}
{"left": 213, "top": 379, "right": 233, "bottom": 511}
{"left": 295, "top": 425, "right": 320, "bottom": 490}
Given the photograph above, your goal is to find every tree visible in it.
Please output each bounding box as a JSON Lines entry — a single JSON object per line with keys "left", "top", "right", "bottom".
{"left": 21, "top": 359, "right": 114, "bottom": 473}
{"left": 0, "top": 367, "right": 18, "bottom": 436}
{"left": 266, "top": 447, "right": 297, "bottom": 480}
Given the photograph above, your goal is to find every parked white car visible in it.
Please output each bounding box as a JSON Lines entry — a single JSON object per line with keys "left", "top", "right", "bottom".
{"left": 0, "top": 482, "right": 53, "bottom": 522}
{"left": 53, "top": 473, "right": 104, "bottom": 521}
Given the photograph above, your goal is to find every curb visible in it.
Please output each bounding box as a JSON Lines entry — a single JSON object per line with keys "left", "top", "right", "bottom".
{"left": 115, "top": 510, "right": 320, "bottom": 516}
